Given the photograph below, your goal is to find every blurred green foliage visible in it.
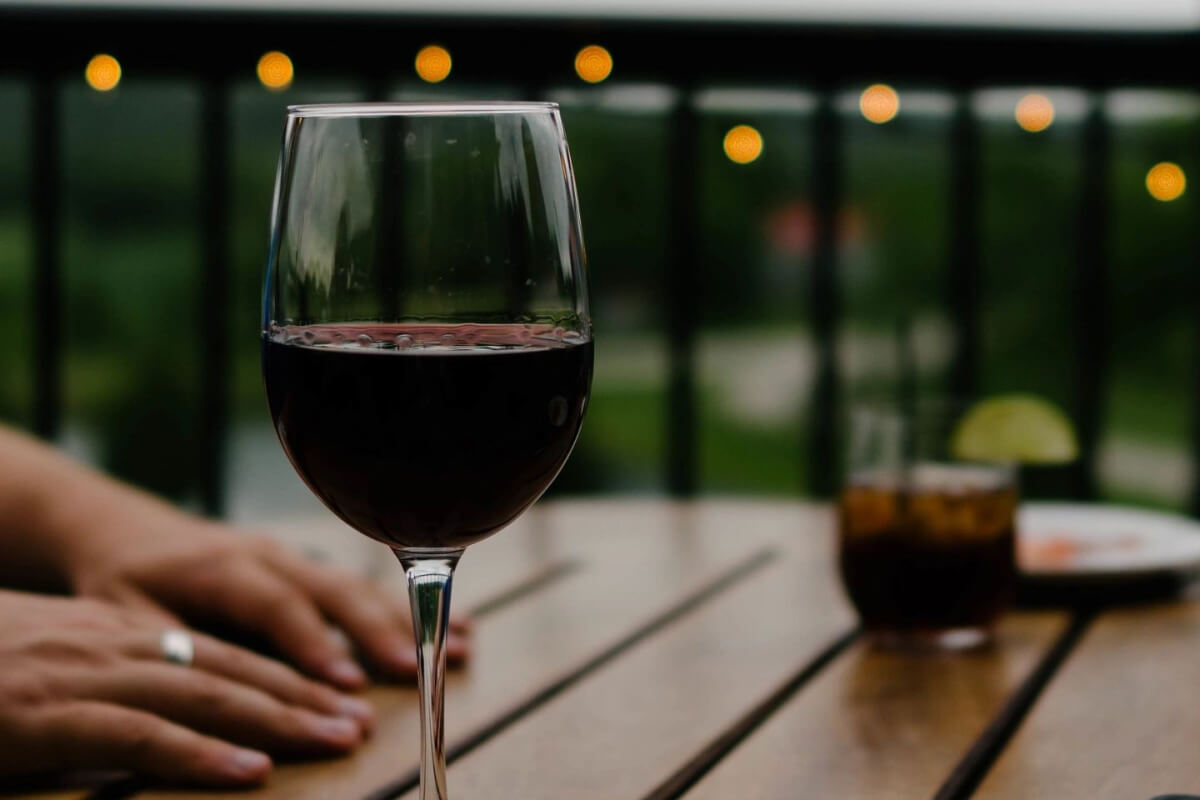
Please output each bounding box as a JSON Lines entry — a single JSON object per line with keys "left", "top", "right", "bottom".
{"left": 0, "top": 79, "right": 1196, "bottom": 512}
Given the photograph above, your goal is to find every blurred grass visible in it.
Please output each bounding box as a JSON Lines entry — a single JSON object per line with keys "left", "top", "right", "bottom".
{"left": 1107, "top": 378, "right": 1189, "bottom": 445}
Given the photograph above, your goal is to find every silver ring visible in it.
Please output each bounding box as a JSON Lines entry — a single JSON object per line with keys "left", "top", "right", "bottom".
{"left": 160, "top": 629, "right": 195, "bottom": 667}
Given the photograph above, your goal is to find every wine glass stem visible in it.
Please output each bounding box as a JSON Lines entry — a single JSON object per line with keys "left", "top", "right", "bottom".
{"left": 399, "top": 552, "right": 461, "bottom": 800}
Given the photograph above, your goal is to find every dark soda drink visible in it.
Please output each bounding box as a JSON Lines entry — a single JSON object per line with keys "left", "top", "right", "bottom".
{"left": 838, "top": 463, "right": 1017, "bottom": 643}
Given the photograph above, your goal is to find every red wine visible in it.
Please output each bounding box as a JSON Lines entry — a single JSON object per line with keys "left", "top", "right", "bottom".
{"left": 263, "top": 323, "right": 592, "bottom": 550}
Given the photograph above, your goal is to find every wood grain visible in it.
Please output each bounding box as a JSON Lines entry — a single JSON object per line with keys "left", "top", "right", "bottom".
{"left": 130, "top": 499, "right": 813, "bottom": 800}
{"left": 975, "top": 600, "right": 1200, "bottom": 798}
{"left": 397, "top": 533, "right": 855, "bottom": 800}
{"left": 684, "top": 611, "right": 1068, "bottom": 800}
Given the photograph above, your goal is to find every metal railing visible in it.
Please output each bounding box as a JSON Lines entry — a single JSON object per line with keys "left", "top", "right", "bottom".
{"left": 2, "top": 7, "right": 1199, "bottom": 513}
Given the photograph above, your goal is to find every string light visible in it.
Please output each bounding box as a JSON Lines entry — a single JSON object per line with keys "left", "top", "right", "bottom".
{"left": 724, "top": 125, "right": 763, "bottom": 164}
{"left": 415, "top": 45, "right": 452, "bottom": 83}
{"left": 1015, "top": 93, "right": 1054, "bottom": 133}
{"left": 574, "top": 45, "right": 613, "bottom": 84}
{"left": 859, "top": 84, "right": 899, "bottom": 124}
{"left": 1146, "top": 162, "right": 1186, "bottom": 202}
{"left": 85, "top": 54, "right": 121, "bottom": 92}
{"left": 256, "top": 51, "right": 294, "bottom": 91}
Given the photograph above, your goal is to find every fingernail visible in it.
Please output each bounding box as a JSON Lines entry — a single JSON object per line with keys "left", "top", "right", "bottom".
{"left": 328, "top": 659, "right": 366, "bottom": 687}
{"left": 327, "top": 627, "right": 351, "bottom": 653}
{"left": 390, "top": 645, "right": 418, "bottom": 672}
{"left": 225, "top": 749, "right": 272, "bottom": 781}
{"left": 337, "top": 696, "right": 376, "bottom": 728}
{"left": 310, "top": 715, "right": 360, "bottom": 745}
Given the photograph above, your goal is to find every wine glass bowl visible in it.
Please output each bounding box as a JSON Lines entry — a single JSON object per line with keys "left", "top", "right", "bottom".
{"left": 261, "top": 102, "right": 592, "bottom": 799}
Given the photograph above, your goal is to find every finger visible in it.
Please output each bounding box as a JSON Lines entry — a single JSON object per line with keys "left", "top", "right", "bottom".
{"left": 82, "top": 662, "right": 363, "bottom": 756}
{"left": 393, "top": 594, "right": 472, "bottom": 659}
{"left": 208, "top": 562, "right": 367, "bottom": 689}
{"left": 383, "top": 582, "right": 471, "bottom": 633}
{"left": 122, "top": 630, "right": 375, "bottom": 733}
{"left": 376, "top": 633, "right": 469, "bottom": 679}
{"left": 36, "top": 701, "right": 272, "bottom": 787}
{"left": 392, "top": 597, "right": 470, "bottom": 666}
{"left": 107, "top": 584, "right": 185, "bottom": 627}
{"left": 265, "top": 552, "right": 416, "bottom": 677}
{"left": 266, "top": 545, "right": 471, "bottom": 675}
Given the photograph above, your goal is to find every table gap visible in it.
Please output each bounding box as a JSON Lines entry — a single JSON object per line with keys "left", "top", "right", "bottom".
{"left": 642, "top": 627, "right": 860, "bottom": 800}
{"left": 932, "top": 610, "right": 1096, "bottom": 800}
{"left": 465, "top": 560, "right": 582, "bottom": 618}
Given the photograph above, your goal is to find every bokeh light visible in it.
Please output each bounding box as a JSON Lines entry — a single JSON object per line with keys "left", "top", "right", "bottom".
{"left": 723, "top": 125, "right": 763, "bottom": 165}
{"left": 1146, "top": 162, "right": 1186, "bottom": 202}
{"left": 85, "top": 54, "right": 121, "bottom": 92}
{"left": 574, "top": 45, "right": 613, "bottom": 84}
{"left": 1015, "top": 93, "right": 1054, "bottom": 132}
{"left": 415, "top": 45, "right": 452, "bottom": 83}
{"left": 859, "top": 84, "right": 899, "bottom": 124}
{"left": 256, "top": 51, "right": 294, "bottom": 91}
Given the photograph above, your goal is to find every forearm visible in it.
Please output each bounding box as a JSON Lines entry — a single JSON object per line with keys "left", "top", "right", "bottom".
{"left": 0, "top": 425, "right": 186, "bottom": 591}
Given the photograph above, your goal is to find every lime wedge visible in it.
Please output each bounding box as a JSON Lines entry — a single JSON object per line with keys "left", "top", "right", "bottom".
{"left": 951, "top": 395, "right": 1078, "bottom": 464}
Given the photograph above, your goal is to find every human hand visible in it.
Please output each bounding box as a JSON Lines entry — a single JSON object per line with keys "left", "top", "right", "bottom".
{"left": 0, "top": 590, "right": 376, "bottom": 787}
{"left": 64, "top": 510, "right": 471, "bottom": 690}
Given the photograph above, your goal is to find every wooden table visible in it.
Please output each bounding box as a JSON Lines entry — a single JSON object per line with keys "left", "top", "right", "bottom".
{"left": 11, "top": 499, "right": 1200, "bottom": 799}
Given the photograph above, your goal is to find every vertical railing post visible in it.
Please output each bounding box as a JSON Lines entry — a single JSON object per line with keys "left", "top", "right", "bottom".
{"left": 31, "top": 75, "right": 62, "bottom": 441}
{"left": 666, "top": 89, "right": 698, "bottom": 496}
{"left": 1072, "top": 93, "right": 1110, "bottom": 501}
{"left": 1189, "top": 126, "right": 1200, "bottom": 516}
{"left": 373, "top": 85, "right": 405, "bottom": 322}
{"left": 807, "top": 89, "right": 842, "bottom": 498}
{"left": 947, "top": 89, "right": 981, "bottom": 401}
{"left": 199, "top": 79, "right": 231, "bottom": 516}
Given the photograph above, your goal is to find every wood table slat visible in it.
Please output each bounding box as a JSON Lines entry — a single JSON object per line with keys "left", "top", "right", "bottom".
{"left": 132, "top": 500, "right": 805, "bottom": 800}
{"left": 683, "top": 611, "right": 1070, "bottom": 800}
{"left": 974, "top": 600, "right": 1200, "bottom": 798}
{"left": 397, "top": 542, "right": 856, "bottom": 800}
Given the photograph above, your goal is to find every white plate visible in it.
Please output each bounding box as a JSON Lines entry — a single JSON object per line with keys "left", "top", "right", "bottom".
{"left": 1019, "top": 502, "right": 1200, "bottom": 581}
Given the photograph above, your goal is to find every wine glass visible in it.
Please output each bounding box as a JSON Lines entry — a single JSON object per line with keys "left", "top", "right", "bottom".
{"left": 261, "top": 102, "right": 592, "bottom": 799}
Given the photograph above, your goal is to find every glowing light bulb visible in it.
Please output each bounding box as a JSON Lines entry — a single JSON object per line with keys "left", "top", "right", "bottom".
{"left": 574, "top": 45, "right": 613, "bottom": 84}
{"left": 1146, "top": 162, "right": 1186, "bottom": 202}
{"left": 85, "top": 54, "right": 121, "bottom": 92}
{"left": 724, "top": 125, "right": 763, "bottom": 165}
{"left": 415, "top": 45, "right": 452, "bottom": 83}
{"left": 859, "top": 84, "right": 899, "bottom": 124}
{"left": 257, "top": 51, "right": 294, "bottom": 91}
{"left": 1015, "top": 93, "right": 1054, "bottom": 133}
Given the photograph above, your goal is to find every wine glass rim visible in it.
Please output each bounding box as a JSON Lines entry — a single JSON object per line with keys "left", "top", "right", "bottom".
{"left": 287, "top": 101, "right": 560, "bottom": 118}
